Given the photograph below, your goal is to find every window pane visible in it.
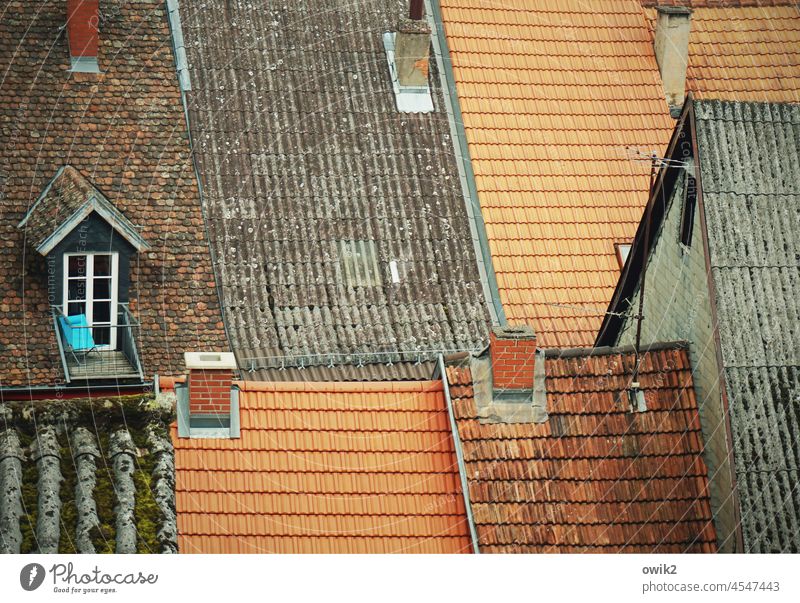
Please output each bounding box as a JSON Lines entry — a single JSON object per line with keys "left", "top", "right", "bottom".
{"left": 93, "top": 301, "right": 111, "bottom": 324}
{"left": 67, "top": 302, "right": 86, "bottom": 317}
{"left": 94, "top": 255, "right": 112, "bottom": 276}
{"left": 68, "top": 255, "right": 87, "bottom": 277}
{"left": 93, "top": 326, "right": 111, "bottom": 346}
{"left": 68, "top": 280, "right": 87, "bottom": 301}
{"left": 93, "top": 278, "right": 111, "bottom": 300}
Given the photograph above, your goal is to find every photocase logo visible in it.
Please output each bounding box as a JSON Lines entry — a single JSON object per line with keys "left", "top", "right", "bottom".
{"left": 20, "top": 563, "right": 46, "bottom": 592}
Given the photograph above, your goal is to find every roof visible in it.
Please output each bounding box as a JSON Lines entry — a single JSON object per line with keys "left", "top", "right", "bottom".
{"left": 178, "top": 0, "right": 490, "bottom": 374}
{"left": 445, "top": 344, "right": 717, "bottom": 553}
{"left": 0, "top": 0, "right": 227, "bottom": 387}
{"left": 598, "top": 98, "right": 800, "bottom": 552}
{"left": 642, "top": 1, "right": 800, "bottom": 103}
{"left": 435, "top": 0, "right": 675, "bottom": 346}
{"left": 0, "top": 393, "right": 176, "bottom": 554}
{"left": 172, "top": 380, "right": 473, "bottom": 553}
{"left": 695, "top": 99, "right": 800, "bottom": 552}
{"left": 18, "top": 165, "right": 150, "bottom": 255}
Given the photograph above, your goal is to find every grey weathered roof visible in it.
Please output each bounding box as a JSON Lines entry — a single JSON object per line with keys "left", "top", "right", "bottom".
{"left": 0, "top": 394, "right": 175, "bottom": 554}
{"left": 179, "top": 1, "right": 490, "bottom": 374}
{"left": 18, "top": 165, "right": 150, "bottom": 255}
{"left": 695, "top": 99, "right": 800, "bottom": 553}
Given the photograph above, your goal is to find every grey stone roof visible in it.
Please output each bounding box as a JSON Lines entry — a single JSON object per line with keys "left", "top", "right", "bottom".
{"left": 179, "top": 1, "right": 490, "bottom": 374}
{"left": 0, "top": 394, "right": 175, "bottom": 554}
{"left": 695, "top": 99, "right": 800, "bottom": 553}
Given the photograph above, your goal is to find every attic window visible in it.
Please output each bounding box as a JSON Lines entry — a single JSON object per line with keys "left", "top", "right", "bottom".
{"left": 615, "top": 243, "right": 632, "bottom": 270}
{"left": 337, "top": 240, "right": 381, "bottom": 287}
{"left": 680, "top": 167, "right": 697, "bottom": 248}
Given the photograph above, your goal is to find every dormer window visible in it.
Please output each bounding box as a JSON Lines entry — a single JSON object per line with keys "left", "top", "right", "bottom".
{"left": 18, "top": 166, "right": 148, "bottom": 382}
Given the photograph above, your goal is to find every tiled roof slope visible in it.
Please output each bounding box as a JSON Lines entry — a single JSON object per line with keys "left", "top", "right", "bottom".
{"left": 696, "top": 100, "right": 800, "bottom": 552}
{"left": 436, "top": 0, "right": 674, "bottom": 346}
{"left": 446, "top": 345, "right": 717, "bottom": 553}
{"left": 172, "top": 381, "right": 473, "bottom": 553}
{"left": 0, "top": 0, "right": 227, "bottom": 386}
{"left": 0, "top": 394, "right": 176, "bottom": 554}
{"left": 643, "top": 2, "right": 800, "bottom": 103}
{"left": 179, "top": 1, "right": 490, "bottom": 373}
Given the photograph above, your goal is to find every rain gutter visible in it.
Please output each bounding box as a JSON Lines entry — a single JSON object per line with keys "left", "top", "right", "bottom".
{"left": 437, "top": 354, "right": 481, "bottom": 554}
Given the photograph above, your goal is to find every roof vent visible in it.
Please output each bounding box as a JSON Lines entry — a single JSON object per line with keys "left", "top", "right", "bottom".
{"left": 383, "top": 2, "right": 433, "bottom": 113}
{"left": 654, "top": 6, "right": 692, "bottom": 116}
{"left": 67, "top": 0, "right": 100, "bottom": 73}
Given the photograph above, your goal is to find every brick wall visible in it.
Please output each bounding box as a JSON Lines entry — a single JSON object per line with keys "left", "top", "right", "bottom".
{"left": 67, "top": 0, "right": 99, "bottom": 58}
{"left": 617, "top": 169, "right": 736, "bottom": 551}
{"left": 490, "top": 325, "right": 537, "bottom": 390}
{"left": 188, "top": 369, "right": 232, "bottom": 415}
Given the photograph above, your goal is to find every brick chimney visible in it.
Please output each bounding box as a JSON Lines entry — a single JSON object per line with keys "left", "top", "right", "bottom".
{"left": 394, "top": 2, "right": 431, "bottom": 87}
{"left": 654, "top": 6, "right": 692, "bottom": 115}
{"left": 184, "top": 352, "right": 237, "bottom": 417}
{"left": 67, "top": 0, "right": 100, "bottom": 73}
{"left": 490, "top": 325, "right": 537, "bottom": 392}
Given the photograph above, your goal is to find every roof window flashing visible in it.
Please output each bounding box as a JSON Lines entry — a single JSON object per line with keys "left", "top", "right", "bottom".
{"left": 70, "top": 56, "right": 100, "bottom": 74}
{"left": 176, "top": 383, "right": 241, "bottom": 439}
{"left": 382, "top": 32, "right": 434, "bottom": 113}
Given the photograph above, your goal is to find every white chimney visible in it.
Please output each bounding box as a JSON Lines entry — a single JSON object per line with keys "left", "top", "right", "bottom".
{"left": 654, "top": 6, "right": 692, "bottom": 116}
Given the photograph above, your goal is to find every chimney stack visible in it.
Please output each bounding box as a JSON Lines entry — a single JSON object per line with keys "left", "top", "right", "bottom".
{"left": 490, "top": 325, "right": 537, "bottom": 392}
{"left": 67, "top": 0, "right": 100, "bottom": 72}
{"left": 394, "top": 3, "right": 431, "bottom": 88}
{"left": 185, "top": 352, "right": 237, "bottom": 417}
{"left": 654, "top": 6, "right": 692, "bottom": 115}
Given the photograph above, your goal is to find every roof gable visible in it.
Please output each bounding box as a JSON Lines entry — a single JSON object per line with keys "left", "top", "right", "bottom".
{"left": 18, "top": 165, "right": 150, "bottom": 255}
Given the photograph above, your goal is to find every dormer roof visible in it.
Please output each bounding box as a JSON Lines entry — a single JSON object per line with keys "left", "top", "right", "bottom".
{"left": 18, "top": 165, "right": 150, "bottom": 255}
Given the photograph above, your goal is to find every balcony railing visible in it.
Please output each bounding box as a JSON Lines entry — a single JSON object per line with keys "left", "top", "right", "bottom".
{"left": 51, "top": 304, "right": 145, "bottom": 382}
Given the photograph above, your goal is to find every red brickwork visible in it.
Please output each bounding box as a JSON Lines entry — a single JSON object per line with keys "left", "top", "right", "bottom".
{"left": 189, "top": 369, "right": 233, "bottom": 415}
{"left": 67, "top": 0, "right": 99, "bottom": 58}
{"left": 489, "top": 326, "right": 537, "bottom": 391}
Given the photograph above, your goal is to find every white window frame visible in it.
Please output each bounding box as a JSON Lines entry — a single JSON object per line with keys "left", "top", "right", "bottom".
{"left": 62, "top": 252, "right": 119, "bottom": 349}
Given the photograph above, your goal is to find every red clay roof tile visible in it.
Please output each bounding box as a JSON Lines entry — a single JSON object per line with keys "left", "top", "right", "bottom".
{"left": 446, "top": 346, "right": 717, "bottom": 552}
{"left": 172, "top": 380, "right": 472, "bottom": 553}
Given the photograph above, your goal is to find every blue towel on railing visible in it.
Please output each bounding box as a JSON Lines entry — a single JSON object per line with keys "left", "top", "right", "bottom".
{"left": 58, "top": 314, "right": 95, "bottom": 351}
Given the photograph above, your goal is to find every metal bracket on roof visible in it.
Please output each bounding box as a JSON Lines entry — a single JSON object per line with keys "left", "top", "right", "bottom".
{"left": 628, "top": 382, "right": 647, "bottom": 413}
{"left": 382, "top": 32, "right": 434, "bottom": 113}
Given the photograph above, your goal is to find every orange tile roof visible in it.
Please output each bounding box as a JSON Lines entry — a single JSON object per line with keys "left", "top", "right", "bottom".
{"left": 446, "top": 345, "right": 717, "bottom": 553}
{"left": 643, "top": 2, "right": 800, "bottom": 103}
{"left": 438, "top": 0, "right": 674, "bottom": 346}
{"left": 172, "top": 381, "right": 473, "bottom": 553}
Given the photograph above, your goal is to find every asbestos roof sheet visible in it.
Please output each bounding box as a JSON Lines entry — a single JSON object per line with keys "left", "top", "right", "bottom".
{"left": 0, "top": 394, "right": 176, "bottom": 554}
{"left": 438, "top": 0, "right": 675, "bottom": 346}
{"left": 643, "top": 2, "right": 800, "bottom": 103}
{"left": 172, "top": 380, "right": 473, "bottom": 553}
{"left": 695, "top": 99, "right": 800, "bottom": 552}
{"left": 179, "top": 1, "right": 490, "bottom": 371}
{"left": 446, "top": 345, "right": 717, "bottom": 553}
